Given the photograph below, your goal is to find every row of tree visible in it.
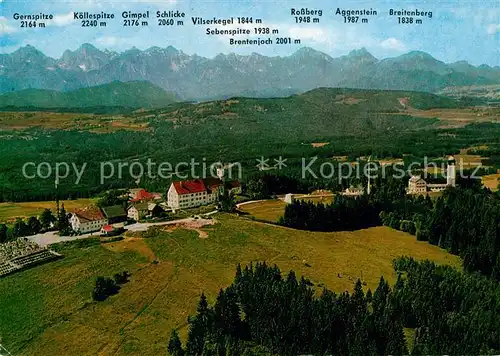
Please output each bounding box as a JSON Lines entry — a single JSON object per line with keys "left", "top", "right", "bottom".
{"left": 169, "top": 259, "right": 499, "bottom": 355}
{"left": 278, "top": 195, "right": 380, "bottom": 231}
{"left": 0, "top": 207, "right": 71, "bottom": 243}
{"left": 169, "top": 262, "right": 408, "bottom": 356}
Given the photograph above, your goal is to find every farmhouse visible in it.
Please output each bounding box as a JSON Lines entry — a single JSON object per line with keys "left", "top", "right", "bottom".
{"left": 101, "top": 205, "right": 127, "bottom": 223}
{"left": 70, "top": 206, "right": 108, "bottom": 233}
{"left": 167, "top": 178, "right": 241, "bottom": 209}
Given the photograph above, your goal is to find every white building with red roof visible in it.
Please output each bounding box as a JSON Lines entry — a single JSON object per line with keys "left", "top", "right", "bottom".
{"left": 167, "top": 179, "right": 211, "bottom": 209}
{"left": 167, "top": 178, "right": 241, "bottom": 210}
{"left": 70, "top": 206, "right": 109, "bottom": 233}
{"left": 100, "top": 224, "right": 115, "bottom": 235}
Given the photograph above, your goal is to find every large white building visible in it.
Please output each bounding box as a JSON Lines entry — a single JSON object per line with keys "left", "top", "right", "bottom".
{"left": 408, "top": 156, "right": 457, "bottom": 194}
{"left": 70, "top": 206, "right": 108, "bottom": 233}
{"left": 408, "top": 176, "right": 427, "bottom": 193}
{"left": 167, "top": 178, "right": 241, "bottom": 210}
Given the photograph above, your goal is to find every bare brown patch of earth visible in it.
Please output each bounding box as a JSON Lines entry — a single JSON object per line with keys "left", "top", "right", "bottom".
{"left": 103, "top": 237, "right": 157, "bottom": 262}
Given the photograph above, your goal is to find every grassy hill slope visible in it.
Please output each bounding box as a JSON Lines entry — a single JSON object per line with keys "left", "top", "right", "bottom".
{"left": 0, "top": 214, "right": 461, "bottom": 355}
{"left": 0, "top": 81, "right": 178, "bottom": 109}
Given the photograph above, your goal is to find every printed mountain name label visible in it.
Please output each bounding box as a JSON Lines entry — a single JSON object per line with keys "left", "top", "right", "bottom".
{"left": 157, "top": 10, "right": 185, "bottom": 18}
{"left": 73, "top": 12, "right": 115, "bottom": 20}
{"left": 13, "top": 13, "right": 54, "bottom": 20}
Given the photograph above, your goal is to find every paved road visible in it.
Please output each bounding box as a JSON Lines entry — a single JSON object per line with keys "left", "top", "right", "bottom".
{"left": 28, "top": 211, "right": 218, "bottom": 247}
{"left": 236, "top": 200, "right": 268, "bottom": 208}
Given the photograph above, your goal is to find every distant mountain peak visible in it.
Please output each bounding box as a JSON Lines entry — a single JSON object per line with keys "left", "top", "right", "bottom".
{"left": 403, "top": 50, "right": 437, "bottom": 60}
{"left": 123, "top": 47, "right": 141, "bottom": 56}
{"left": 347, "top": 47, "right": 371, "bottom": 57}
{"left": 293, "top": 47, "right": 325, "bottom": 56}
{"left": 78, "top": 43, "right": 99, "bottom": 51}
{"left": 165, "top": 45, "right": 179, "bottom": 53}
{"left": 14, "top": 45, "right": 43, "bottom": 56}
{"left": 291, "top": 47, "right": 333, "bottom": 62}
{"left": 2, "top": 44, "right": 499, "bottom": 99}
{"left": 343, "top": 48, "right": 378, "bottom": 64}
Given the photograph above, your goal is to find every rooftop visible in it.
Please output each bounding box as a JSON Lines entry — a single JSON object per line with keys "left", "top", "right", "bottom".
{"left": 130, "top": 189, "right": 155, "bottom": 202}
{"left": 173, "top": 179, "right": 207, "bottom": 195}
{"left": 409, "top": 176, "right": 425, "bottom": 182}
{"left": 73, "top": 206, "right": 106, "bottom": 222}
{"left": 101, "top": 205, "right": 126, "bottom": 218}
{"left": 101, "top": 225, "right": 114, "bottom": 232}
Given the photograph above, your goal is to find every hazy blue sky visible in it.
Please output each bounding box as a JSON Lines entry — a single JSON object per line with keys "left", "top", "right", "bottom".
{"left": 1, "top": 0, "right": 499, "bottom": 66}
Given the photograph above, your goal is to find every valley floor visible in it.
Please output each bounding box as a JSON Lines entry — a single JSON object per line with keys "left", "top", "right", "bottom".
{"left": 0, "top": 214, "right": 461, "bottom": 355}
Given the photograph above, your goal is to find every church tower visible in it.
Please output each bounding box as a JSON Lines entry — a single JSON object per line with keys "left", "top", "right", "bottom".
{"left": 446, "top": 156, "right": 456, "bottom": 187}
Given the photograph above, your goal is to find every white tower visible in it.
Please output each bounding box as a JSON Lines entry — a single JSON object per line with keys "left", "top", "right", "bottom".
{"left": 367, "top": 156, "right": 372, "bottom": 195}
{"left": 446, "top": 156, "right": 456, "bottom": 187}
{"left": 216, "top": 167, "right": 225, "bottom": 180}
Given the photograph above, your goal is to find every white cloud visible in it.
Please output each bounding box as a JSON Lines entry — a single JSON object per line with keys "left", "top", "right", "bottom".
{"left": 0, "top": 16, "right": 17, "bottom": 34}
{"left": 95, "top": 36, "right": 124, "bottom": 47}
{"left": 49, "top": 12, "right": 74, "bottom": 27}
{"left": 486, "top": 23, "right": 500, "bottom": 35}
{"left": 380, "top": 38, "right": 407, "bottom": 51}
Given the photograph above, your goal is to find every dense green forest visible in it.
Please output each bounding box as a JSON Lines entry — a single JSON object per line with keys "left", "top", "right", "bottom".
{"left": 0, "top": 88, "right": 499, "bottom": 202}
{"left": 168, "top": 259, "right": 500, "bottom": 355}
{"left": 0, "top": 81, "right": 178, "bottom": 109}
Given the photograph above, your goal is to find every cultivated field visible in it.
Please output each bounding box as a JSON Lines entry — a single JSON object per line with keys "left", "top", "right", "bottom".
{"left": 404, "top": 107, "right": 499, "bottom": 128}
{"left": 482, "top": 173, "right": 500, "bottom": 191}
{"left": 0, "top": 199, "right": 96, "bottom": 223}
{"left": 0, "top": 214, "right": 461, "bottom": 355}
{"left": 239, "top": 196, "right": 334, "bottom": 223}
{"left": 295, "top": 194, "right": 335, "bottom": 205}
{"left": 0, "top": 112, "right": 148, "bottom": 133}
{"left": 238, "top": 200, "right": 287, "bottom": 222}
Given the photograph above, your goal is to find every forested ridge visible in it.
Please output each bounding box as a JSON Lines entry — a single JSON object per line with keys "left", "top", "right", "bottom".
{"left": 1, "top": 88, "right": 499, "bottom": 203}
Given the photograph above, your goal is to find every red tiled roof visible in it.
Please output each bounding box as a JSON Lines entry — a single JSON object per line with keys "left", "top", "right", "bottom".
{"left": 204, "top": 178, "right": 240, "bottom": 191}
{"left": 134, "top": 189, "right": 154, "bottom": 201}
{"left": 204, "top": 177, "right": 223, "bottom": 192}
{"left": 227, "top": 180, "right": 241, "bottom": 188}
{"left": 173, "top": 179, "right": 207, "bottom": 195}
{"left": 101, "top": 225, "right": 114, "bottom": 232}
{"left": 73, "top": 206, "right": 106, "bottom": 222}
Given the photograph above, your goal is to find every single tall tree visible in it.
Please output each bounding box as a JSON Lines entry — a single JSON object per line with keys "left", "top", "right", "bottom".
{"left": 57, "top": 205, "right": 71, "bottom": 235}
{"left": 186, "top": 293, "right": 212, "bottom": 356}
{"left": 27, "top": 216, "right": 42, "bottom": 235}
{"left": 12, "top": 218, "right": 29, "bottom": 238}
{"left": 0, "top": 224, "right": 8, "bottom": 243}
{"left": 168, "top": 329, "right": 184, "bottom": 356}
{"left": 39, "top": 208, "right": 56, "bottom": 231}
